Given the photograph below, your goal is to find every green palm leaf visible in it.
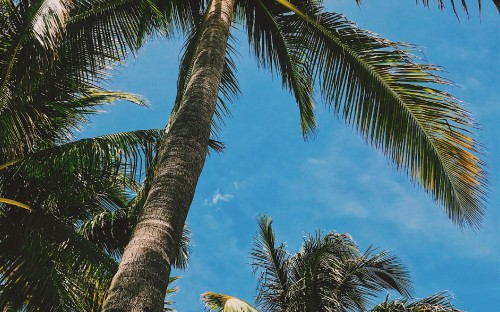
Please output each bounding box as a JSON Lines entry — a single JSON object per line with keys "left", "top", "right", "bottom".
{"left": 237, "top": 0, "right": 316, "bottom": 135}
{"left": 0, "top": 211, "right": 117, "bottom": 311}
{"left": 271, "top": 0, "right": 487, "bottom": 227}
{"left": 251, "top": 215, "right": 290, "bottom": 312}
{"left": 370, "top": 291, "right": 462, "bottom": 312}
{"left": 202, "top": 292, "right": 258, "bottom": 312}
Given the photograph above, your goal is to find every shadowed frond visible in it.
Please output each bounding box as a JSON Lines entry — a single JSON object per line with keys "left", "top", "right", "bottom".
{"left": 252, "top": 215, "right": 290, "bottom": 312}
{"left": 272, "top": 0, "right": 487, "bottom": 228}
{"left": 0, "top": 211, "right": 117, "bottom": 311}
{"left": 7, "top": 128, "right": 162, "bottom": 184}
{"left": 202, "top": 292, "right": 258, "bottom": 312}
{"left": 0, "top": 0, "right": 72, "bottom": 111}
{"left": 285, "top": 232, "right": 411, "bottom": 311}
{"left": 250, "top": 216, "right": 413, "bottom": 312}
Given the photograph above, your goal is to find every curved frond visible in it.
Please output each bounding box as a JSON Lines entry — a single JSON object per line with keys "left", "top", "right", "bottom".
{"left": 202, "top": 292, "right": 258, "bottom": 312}
{"left": 5, "top": 128, "right": 161, "bottom": 188}
{"left": 0, "top": 197, "right": 31, "bottom": 211}
{"left": 274, "top": 0, "right": 487, "bottom": 228}
{"left": 237, "top": 0, "right": 316, "bottom": 135}
{"left": 252, "top": 215, "right": 289, "bottom": 312}
{"left": 0, "top": 211, "right": 117, "bottom": 311}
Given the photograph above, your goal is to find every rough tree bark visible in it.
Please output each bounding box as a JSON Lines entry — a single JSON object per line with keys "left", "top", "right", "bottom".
{"left": 101, "top": 0, "right": 235, "bottom": 310}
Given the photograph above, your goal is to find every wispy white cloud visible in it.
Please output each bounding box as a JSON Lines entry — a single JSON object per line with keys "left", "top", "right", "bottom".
{"left": 212, "top": 192, "right": 234, "bottom": 205}
{"left": 203, "top": 188, "right": 235, "bottom": 207}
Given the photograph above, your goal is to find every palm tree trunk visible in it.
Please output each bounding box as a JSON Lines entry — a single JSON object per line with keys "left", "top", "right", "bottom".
{"left": 101, "top": 0, "right": 235, "bottom": 310}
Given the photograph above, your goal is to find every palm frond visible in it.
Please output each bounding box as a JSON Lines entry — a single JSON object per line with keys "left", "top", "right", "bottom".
{"left": 274, "top": 0, "right": 487, "bottom": 228}
{"left": 202, "top": 292, "right": 258, "bottom": 312}
{"left": 4, "top": 128, "right": 161, "bottom": 190}
{"left": 79, "top": 206, "right": 191, "bottom": 269}
{"left": 349, "top": 248, "right": 412, "bottom": 298}
{"left": 0, "top": 211, "right": 117, "bottom": 311}
{"left": 252, "top": 215, "right": 290, "bottom": 312}
{"left": 370, "top": 291, "right": 462, "bottom": 312}
{"left": 237, "top": 0, "right": 316, "bottom": 135}
{"left": 0, "top": 197, "right": 31, "bottom": 211}
{"left": 284, "top": 231, "right": 411, "bottom": 311}
{"left": 419, "top": 0, "right": 499, "bottom": 16}
{"left": 164, "top": 276, "right": 181, "bottom": 311}
{"left": 0, "top": 0, "right": 71, "bottom": 112}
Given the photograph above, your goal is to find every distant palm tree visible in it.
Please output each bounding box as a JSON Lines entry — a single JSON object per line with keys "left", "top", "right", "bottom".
{"left": 251, "top": 215, "right": 411, "bottom": 311}
{"left": 104, "top": 0, "right": 490, "bottom": 309}
{"left": 202, "top": 216, "right": 462, "bottom": 312}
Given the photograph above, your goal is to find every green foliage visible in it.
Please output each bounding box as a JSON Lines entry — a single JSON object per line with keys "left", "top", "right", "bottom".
{"left": 202, "top": 292, "right": 258, "bottom": 312}
{"left": 252, "top": 215, "right": 411, "bottom": 311}
{"left": 204, "top": 215, "right": 463, "bottom": 312}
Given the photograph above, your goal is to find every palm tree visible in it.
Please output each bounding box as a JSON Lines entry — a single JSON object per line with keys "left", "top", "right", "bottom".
{"left": 0, "top": 0, "right": 172, "bottom": 309}
{"left": 2, "top": 1, "right": 232, "bottom": 308}
{"left": 101, "top": 0, "right": 491, "bottom": 309}
{"left": 251, "top": 215, "right": 411, "bottom": 311}
{"left": 201, "top": 216, "right": 462, "bottom": 312}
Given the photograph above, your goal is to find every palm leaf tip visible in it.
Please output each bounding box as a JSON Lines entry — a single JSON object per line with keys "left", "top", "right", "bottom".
{"left": 202, "top": 292, "right": 258, "bottom": 312}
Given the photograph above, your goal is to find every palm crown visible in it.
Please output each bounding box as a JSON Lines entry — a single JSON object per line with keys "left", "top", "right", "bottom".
{"left": 202, "top": 215, "right": 462, "bottom": 312}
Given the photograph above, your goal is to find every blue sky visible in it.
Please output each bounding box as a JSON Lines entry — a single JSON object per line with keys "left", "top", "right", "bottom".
{"left": 80, "top": 0, "right": 499, "bottom": 310}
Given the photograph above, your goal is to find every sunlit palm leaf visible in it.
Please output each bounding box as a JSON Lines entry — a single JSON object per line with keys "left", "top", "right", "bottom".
{"left": 202, "top": 292, "right": 258, "bottom": 312}
{"left": 252, "top": 215, "right": 290, "bottom": 312}
{"left": 0, "top": 211, "right": 117, "bottom": 311}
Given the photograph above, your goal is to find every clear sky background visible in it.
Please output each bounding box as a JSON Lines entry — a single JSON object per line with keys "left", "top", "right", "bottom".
{"left": 79, "top": 0, "right": 499, "bottom": 310}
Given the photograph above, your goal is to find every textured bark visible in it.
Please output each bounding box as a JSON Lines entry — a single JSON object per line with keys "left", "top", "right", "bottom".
{"left": 101, "top": 0, "right": 235, "bottom": 311}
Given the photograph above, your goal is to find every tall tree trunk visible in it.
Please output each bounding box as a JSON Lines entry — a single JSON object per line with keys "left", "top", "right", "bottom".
{"left": 101, "top": 0, "right": 235, "bottom": 310}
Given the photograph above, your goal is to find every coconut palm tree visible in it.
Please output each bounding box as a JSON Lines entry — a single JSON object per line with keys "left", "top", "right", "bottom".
{"left": 201, "top": 216, "right": 462, "bottom": 312}
{"left": 0, "top": 0, "right": 169, "bottom": 309}
{"left": 102, "top": 0, "right": 490, "bottom": 310}
{"left": 251, "top": 215, "right": 411, "bottom": 311}
{"left": 2, "top": 1, "right": 231, "bottom": 308}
